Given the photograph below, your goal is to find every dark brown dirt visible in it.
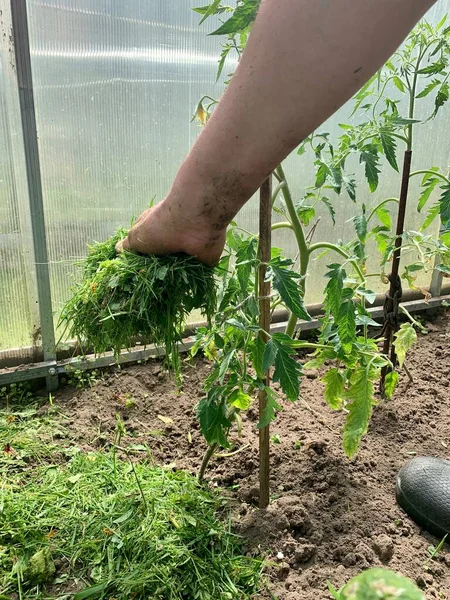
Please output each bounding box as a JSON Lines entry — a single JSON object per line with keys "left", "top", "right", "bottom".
{"left": 51, "top": 311, "right": 450, "bottom": 599}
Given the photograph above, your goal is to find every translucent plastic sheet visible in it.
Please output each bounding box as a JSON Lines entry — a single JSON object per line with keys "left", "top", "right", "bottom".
{"left": 1, "top": 0, "right": 448, "bottom": 360}
{"left": 0, "top": 59, "right": 34, "bottom": 352}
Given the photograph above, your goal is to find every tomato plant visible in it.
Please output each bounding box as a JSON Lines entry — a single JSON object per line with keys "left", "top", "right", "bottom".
{"left": 193, "top": 3, "right": 450, "bottom": 474}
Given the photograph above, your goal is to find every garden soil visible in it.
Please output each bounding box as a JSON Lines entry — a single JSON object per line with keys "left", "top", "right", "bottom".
{"left": 51, "top": 310, "right": 450, "bottom": 599}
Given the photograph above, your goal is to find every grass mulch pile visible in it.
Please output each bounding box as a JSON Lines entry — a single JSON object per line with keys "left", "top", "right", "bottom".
{"left": 58, "top": 228, "right": 217, "bottom": 368}
{"left": 0, "top": 397, "right": 262, "bottom": 600}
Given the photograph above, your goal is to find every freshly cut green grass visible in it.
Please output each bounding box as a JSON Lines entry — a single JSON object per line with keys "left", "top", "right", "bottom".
{"left": 0, "top": 408, "right": 262, "bottom": 600}
{"left": 58, "top": 229, "right": 217, "bottom": 365}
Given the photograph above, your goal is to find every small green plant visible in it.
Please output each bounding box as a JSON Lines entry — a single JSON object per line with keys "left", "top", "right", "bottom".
{"left": 0, "top": 383, "right": 33, "bottom": 409}
{"left": 425, "top": 534, "right": 448, "bottom": 567}
{"left": 192, "top": 5, "right": 450, "bottom": 466}
{"left": 328, "top": 568, "right": 424, "bottom": 599}
{"left": 66, "top": 368, "right": 102, "bottom": 389}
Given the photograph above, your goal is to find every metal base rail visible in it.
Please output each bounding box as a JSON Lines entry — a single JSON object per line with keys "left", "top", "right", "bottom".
{"left": 1, "top": 294, "right": 448, "bottom": 388}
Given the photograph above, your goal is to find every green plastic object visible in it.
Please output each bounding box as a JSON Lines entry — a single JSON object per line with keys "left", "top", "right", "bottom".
{"left": 328, "top": 568, "right": 424, "bottom": 600}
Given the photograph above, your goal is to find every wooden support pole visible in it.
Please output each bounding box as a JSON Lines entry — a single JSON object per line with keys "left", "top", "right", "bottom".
{"left": 380, "top": 150, "right": 412, "bottom": 393}
{"left": 258, "top": 176, "right": 272, "bottom": 509}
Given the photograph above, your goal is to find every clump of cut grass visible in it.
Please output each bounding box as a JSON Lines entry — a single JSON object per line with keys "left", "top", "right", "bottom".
{"left": 0, "top": 451, "right": 262, "bottom": 599}
{"left": 58, "top": 228, "right": 217, "bottom": 370}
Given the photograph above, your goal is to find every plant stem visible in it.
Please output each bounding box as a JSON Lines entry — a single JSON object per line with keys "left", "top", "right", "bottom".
{"left": 410, "top": 170, "right": 450, "bottom": 184}
{"left": 275, "top": 163, "right": 309, "bottom": 337}
{"left": 272, "top": 221, "right": 294, "bottom": 231}
{"left": 199, "top": 443, "right": 218, "bottom": 481}
{"left": 272, "top": 181, "right": 286, "bottom": 206}
{"left": 367, "top": 197, "right": 399, "bottom": 222}
{"left": 308, "top": 242, "right": 366, "bottom": 282}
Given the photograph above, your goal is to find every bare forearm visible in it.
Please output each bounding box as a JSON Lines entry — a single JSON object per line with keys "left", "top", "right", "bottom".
{"left": 167, "top": 0, "right": 436, "bottom": 227}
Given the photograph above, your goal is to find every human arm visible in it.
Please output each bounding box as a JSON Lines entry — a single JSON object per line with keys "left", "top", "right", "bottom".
{"left": 119, "top": 0, "right": 437, "bottom": 265}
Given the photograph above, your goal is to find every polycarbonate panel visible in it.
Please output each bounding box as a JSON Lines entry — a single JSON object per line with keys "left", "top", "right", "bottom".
{"left": 27, "top": 0, "right": 230, "bottom": 331}
{"left": 279, "top": 0, "right": 450, "bottom": 303}
{"left": 26, "top": 0, "right": 450, "bottom": 336}
{"left": 0, "top": 55, "right": 34, "bottom": 352}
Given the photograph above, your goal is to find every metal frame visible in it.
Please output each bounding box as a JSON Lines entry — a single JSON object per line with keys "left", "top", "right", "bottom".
{"left": 1, "top": 0, "right": 58, "bottom": 389}
{"left": 1, "top": 294, "right": 448, "bottom": 387}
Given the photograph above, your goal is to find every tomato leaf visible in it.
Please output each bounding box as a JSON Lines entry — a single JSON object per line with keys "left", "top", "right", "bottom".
{"left": 393, "top": 323, "right": 417, "bottom": 368}
{"left": 210, "top": 0, "right": 260, "bottom": 35}
{"left": 270, "top": 258, "right": 311, "bottom": 321}
{"left": 384, "top": 371, "right": 399, "bottom": 400}
{"left": 197, "top": 388, "right": 232, "bottom": 448}
{"left": 359, "top": 144, "right": 381, "bottom": 192}
{"left": 272, "top": 341, "right": 302, "bottom": 402}
{"left": 375, "top": 206, "right": 393, "bottom": 230}
{"left": 257, "top": 387, "right": 282, "bottom": 429}
{"left": 379, "top": 127, "right": 399, "bottom": 172}
{"left": 325, "top": 264, "right": 346, "bottom": 317}
{"left": 439, "top": 182, "right": 450, "bottom": 226}
{"left": 322, "top": 368, "right": 345, "bottom": 410}
{"left": 343, "top": 367, "right": 375, "bottom": 458}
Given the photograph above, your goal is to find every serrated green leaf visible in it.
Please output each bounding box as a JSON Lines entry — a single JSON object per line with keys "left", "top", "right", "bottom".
{"left": 358, "top": 288, "right": 377, "bottom": 305}
{"left": 384, "top": 371, "right": 399, "bottom": 400}
{"left": 320, "top": 197, "right": 336, "bottom": 225}
{"left": 272, "top": 342, "right": 302, "bottom": 402}
{"left": 342, "top": 173, "right": 357, "bottom": 202}
{"left": 391, "top": 116, "right": 421, "bottom": 126}
{"left": 416, "top": 78, "right": 442, "bottom": 98}
{"left": 257, "top": 387, "right": 282, "bottom": 429}
{"left": 262, "top": 339, "right": 278, "bottom": 373}
{"left": 343, "top": 367, "right": 374, "bottom": 458}
{"left": 228, "top": 389, "right": 252, "bottom": 410}
{"left": 235, "top": 237, "right": 257, "bottom": 294}
{"left": 210, "top": 0, "right": 260, "bottom": 35}
{"left": 322, "top": 368, "right": 345, "bottom": 410}
{"left": 353, "top": 213, "right": 368, "bottom": 243}
{"left": 197, "top": 389, "right": 231, "bottom": 447}
{"left": 393, "top": 76, "right": 406, "bottom": 93}
{"left": 193, "top": 4, "right": 232, "bottom": 17}
{"left": 270, "top": 258, "right": 311, "bottom": 321}
{"left": 337, "top": 299, "right": 356, "bottom": 353}
{"left": 216, "top": 45, "right": 232, "bottom": 81}
{"left": 393, "top": 323, "right": 417, "bottom": 368}
{"left": 439, "top": 183, "right": 450, "bottom": 226}
{"left": 219, "top": 350, "right": 235, "bottom": 384}
{"left": 197, "top": 0, "right": 221, "bottom": 24}
{"left": 325, "top": 264, "right": 346, "bottom": 316}
{"left": 375, "top": 206, "right": 393, "bottom": 230}
{"left": 418, "top": 177, "right": 439, "bottom": 212}
{"left": 251, "top": 335, "right": 265, "bottom": 378}
{"left": 379, "top": 127, "right": 399, "bottom": 172}
{"left": 420, "top": 204, "right": 440, "bottom": 231}
{"left": 418, "top": 59, "right": 447, "bottom": 76}
{"left": 360, "top": 145, "right": 380, "bottom": 192}
{"left": 437, "top": 264, "right": 450, "bottom": 274}
{"left": 356, "top": 315, "right": 381, "bottom": 330}
{"left": 432, "top": 82, "right": 449, "bottom": 118}
{"left": 315, "top": 161, "right": 329, "bottom": 188}
{"left": 297, "top": 205, "right": 315, "bottom": 226}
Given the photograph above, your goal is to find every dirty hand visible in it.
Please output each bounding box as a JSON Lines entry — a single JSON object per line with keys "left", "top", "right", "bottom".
{"left": 116, "top": 200, "right": 226, "bottom": 267}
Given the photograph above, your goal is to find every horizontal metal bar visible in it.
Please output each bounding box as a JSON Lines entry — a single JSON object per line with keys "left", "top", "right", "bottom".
{"left": 1, "top": 294, "right": 448, "bottom": 387}
{"left": 2, "top": 283, "right": 449, "bottom": 370}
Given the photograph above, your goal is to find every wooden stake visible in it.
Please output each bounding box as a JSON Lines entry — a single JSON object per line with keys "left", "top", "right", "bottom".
{"left": 258, "top": 176, "right": 272, "bottom": 509}
{"left": 380, "top": 150, "right": 412, "bottom": 393}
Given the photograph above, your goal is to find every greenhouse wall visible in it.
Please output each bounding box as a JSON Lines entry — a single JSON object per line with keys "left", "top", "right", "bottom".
{"left": 0, "top": 0, "right": 449, "bottom": 379}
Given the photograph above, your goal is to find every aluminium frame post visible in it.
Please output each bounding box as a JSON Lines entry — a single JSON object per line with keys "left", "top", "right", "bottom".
{"left": 8, "top": 0, "right": 58, "bottom": 390}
